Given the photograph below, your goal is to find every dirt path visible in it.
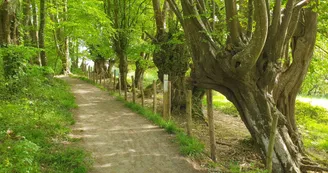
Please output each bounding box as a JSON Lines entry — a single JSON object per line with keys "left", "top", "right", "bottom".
{"left": 63, "top": 77, "right": 205, "bottom": 173}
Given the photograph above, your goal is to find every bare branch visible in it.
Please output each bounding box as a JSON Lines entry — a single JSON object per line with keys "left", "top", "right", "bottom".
{"left": 272, "top": 0, "right": 295, "bottom": 60}
{"left": 231, "top": 0, "right": 268, "bottom": 74}
{"left": 144, "top": 31, "right": 156, "bottom": 42}
{"left": 270, "top": 0, "right": 281, "bottom": 37}
{"left": 246, "top": 0, "right": 253, "bottom": 38}
{"left": 224, "top": 0, "right": 241, "bottom": 45}
{"left": 316, "top": 44, "right": 328, "bottom": 54}
{"left": 167, "top": 0, "right": 183, "bottom": 25}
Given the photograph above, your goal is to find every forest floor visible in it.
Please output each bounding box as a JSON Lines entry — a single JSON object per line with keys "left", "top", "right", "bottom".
{"left": 62, "top": 76, "right": 206, "bottom": 173}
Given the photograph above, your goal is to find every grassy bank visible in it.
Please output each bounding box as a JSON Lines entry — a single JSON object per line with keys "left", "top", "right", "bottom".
{"left": 0, "top": 67, "right": 90, "bottom": 172}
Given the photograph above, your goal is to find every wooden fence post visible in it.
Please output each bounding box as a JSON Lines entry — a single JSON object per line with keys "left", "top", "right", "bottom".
{"left": 266, "top": 113, "right": 279, "bottom": 173}
{"left": 168, "top": 81, "right": 172, "bottom": 119}
{"left": 113, "top": 69, "right": 117, "bottom": 92}
{"left": 132, "top": 76, "right": 136, "bottom": 103}
{"left": 124, "top": 75, "right": 128, "bottom": 101}
{"left": 96, "top": 73, "right": 99, "bottom": 84}
{"left": 100, "top": 72, "right": 102, "bottom": 84}
{"left": 153, "top": 80, "right": 157, "bottom": 113}
{"left": 118, "top": 76, "right": 122, "bottom": 96}
{"left": 207, "top": 89, "right": 216, "bottom": 162}
{"left": 163, "top": 74, "right": 169, "bottom": 120}
{"left": 141, "top": 81, "right": 144, "bottom": 107}
{"left": 186, "top": 90, "right": 192, "bottom": 136}
{"left": 88, "top": 67, "right": 90, "bottom": 79}
{"left": 107, "top": 73, "right": 112, "bottom": 91}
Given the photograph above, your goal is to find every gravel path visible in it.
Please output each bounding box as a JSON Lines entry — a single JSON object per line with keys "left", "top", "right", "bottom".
{"left": 63, "top": 77, "right": 205, "bottom": 173}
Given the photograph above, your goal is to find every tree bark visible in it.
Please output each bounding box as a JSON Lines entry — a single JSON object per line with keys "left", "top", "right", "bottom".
{"left": 135, "top": 52, "right": 149, "bottom": 89}
{"left": 107, "top": 59, "right": 115, "bottom": 78}
{"left": 0, "top": 1, "right": 10, "bottom": 45}
{"left": 118, "top": 51, "right": 128, "bottom": 90}
{"left": 39, "top": 0, "right": 47, "bottom": 66}
{"left": 22, "top": 0, "right": 32, "bottom": 45}
{"left": 177, "top": 0, "right": 318, "bottom": 171}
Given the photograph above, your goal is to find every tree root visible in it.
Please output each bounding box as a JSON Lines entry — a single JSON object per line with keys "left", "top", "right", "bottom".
{"left": 300, "top": 164, "right": 328, "bottom": 172}
{"left": 301, "top": 157, "right": 328, "bottom": 172}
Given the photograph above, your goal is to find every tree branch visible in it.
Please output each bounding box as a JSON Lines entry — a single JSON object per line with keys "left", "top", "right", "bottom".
{"left": 316, "top": 44, "right": 328, "bottom": 54}
{"left": 231, "top": 0, "right": 268, "bottom": 74}
{"left": 144, "top": 31, "right": 156, "bottom": 42}
{"left": 246, "top": 0, "right": 253, "bottom": 38}
{"left": 270, "top": 0, "right": 281, "bottom": 39}
{"left": 224, "top": 0, "right": 241, "bottom": 45}
{"left": 273, "top": 0, "right": 295, "bottom": 61}
{"left": 167, "top": 0, "right": 183, "bottom": 25}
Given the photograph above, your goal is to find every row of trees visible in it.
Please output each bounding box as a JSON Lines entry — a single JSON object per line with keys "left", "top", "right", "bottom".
{"left": 1, "top": 0, "right": 327, "bottom": 172}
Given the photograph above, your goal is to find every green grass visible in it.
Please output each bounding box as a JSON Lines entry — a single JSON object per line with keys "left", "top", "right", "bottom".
{"left": 228, "top": 162, "right": 267, "bottom": 173}
{"left": 295, "top": 101, "right": 328, "bottom": 152}
{"left": 76, "top": 75, "right": 204, "bottom": 157}
{"left": 202, "top": 92, "right": 239, "bottom": 117}
{"left": 0, "top": 67, "right": 91, "bottom": 172}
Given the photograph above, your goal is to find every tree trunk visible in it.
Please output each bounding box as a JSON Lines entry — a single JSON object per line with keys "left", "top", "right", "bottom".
{"left": 61, "top": 36, "right": 70, "bottom": 74}
{"left": 153, "top": 33, "right": 189, "bottom": 110}
{"left": 152, "top": 0, "right": 189, "bottom": 110}
{"left": 118, "top": 52, "right": 128, "bottom": 89}
{"left": 0, "top": 1, "right": 10, "bottom": 45}
{"left": 178, "top": 0, "right": 318, "bottom": 171}
{"left": 273, "top": 9, "right": 318, "bottom": 156}
{"left": 39, "top": 0, "right": 47, "bottom": 66}
{"left": 107, "top": 59, "right": 115, "bottom": 78}
{"left": 71, "top": 39, "right": 79, "bottom": 71}
{"left": 135, "top": 53, "right": 149, "bottom": 89}
{"left": 30, "top": 0, "right": 40, "bottom": 65}
{"left": 94, "top": 58, "right": 107, "bottom": 75}
{"left": 191, "top": 86, "right": 205, "bottom": 120}
{"left": 23, "top": 0, "right": 32, "bottom": 45}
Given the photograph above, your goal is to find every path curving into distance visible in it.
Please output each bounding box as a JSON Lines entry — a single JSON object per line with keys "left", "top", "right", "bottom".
{"left": 63, "top": 77, "right": 205, "bottom": 173}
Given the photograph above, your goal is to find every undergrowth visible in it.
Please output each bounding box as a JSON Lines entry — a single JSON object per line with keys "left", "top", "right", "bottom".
{"left": 0, "top": 65, "right": 91, "bottom": 172}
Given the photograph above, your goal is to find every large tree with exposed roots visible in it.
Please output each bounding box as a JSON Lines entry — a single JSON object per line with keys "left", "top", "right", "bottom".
{"left": 168, "top": 0, "right": 321, "bottom": 172}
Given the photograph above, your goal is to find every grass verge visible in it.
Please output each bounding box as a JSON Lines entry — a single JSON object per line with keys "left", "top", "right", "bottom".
{"left": 295, "top": 101, "right": 328, "bottom": 152}
{"left": 0, "top": 69, "right": 91, "bottom": 172}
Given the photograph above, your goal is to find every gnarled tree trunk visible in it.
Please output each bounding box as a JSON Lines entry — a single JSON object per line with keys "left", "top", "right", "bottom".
{"left": 152, "top": 0, "right": 190, "bottom": 110}
{"left": 174, "top": 0, "right": 319, "bottom": 171}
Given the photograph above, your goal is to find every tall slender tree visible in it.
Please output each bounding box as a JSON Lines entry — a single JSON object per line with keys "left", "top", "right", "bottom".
{"left": 39, "top": 0, "right": 47, "bottom": 66}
